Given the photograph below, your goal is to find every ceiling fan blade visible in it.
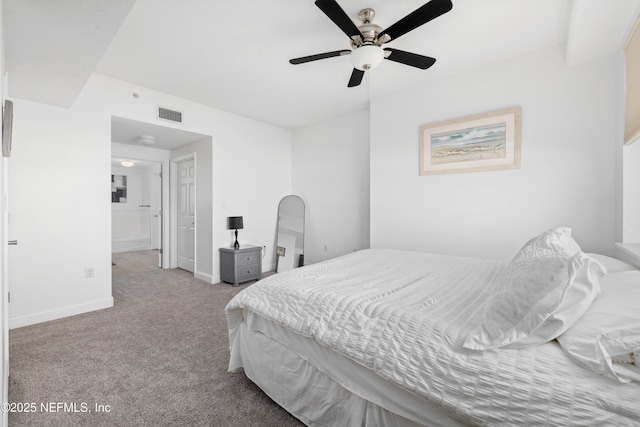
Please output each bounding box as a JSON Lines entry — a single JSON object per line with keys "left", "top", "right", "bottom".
{"left": 378, "top": 0, "right": 452, "bottom": 42}
{"left": 315, "top": 0, "right": 364, "bottom": 42}
{"left": 348, "top": 68, "right": 365, "bottom": 87}
{"left": 384, "top": 48, "right": 436, "bottom": 69}
{"left": 290, "top": 50, "right": 351, "bottom": 65}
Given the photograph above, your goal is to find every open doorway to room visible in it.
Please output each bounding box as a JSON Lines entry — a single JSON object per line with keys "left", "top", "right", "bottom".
{"left": 111, "top": 158, "right": 165, "bottom": 275}
{"left": 110, "top": 116, "right": 210, "bottom": 280}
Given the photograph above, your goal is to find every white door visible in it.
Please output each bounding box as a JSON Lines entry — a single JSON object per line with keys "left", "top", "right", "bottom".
{"left": 177, "top": 159, "right": 195, "bottom": 272}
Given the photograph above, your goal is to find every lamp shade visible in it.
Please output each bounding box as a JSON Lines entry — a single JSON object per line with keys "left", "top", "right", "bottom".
{"left": 227, "top": 216, "right": 244, "bottom": 230}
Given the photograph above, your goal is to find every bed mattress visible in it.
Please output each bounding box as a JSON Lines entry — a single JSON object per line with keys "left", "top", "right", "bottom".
{"left": 226, "top": 249, "right": 640, "bottom": 426}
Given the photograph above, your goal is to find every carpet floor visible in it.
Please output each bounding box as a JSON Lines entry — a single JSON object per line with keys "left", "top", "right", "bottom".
{"left": 8, "top": 257, "right": 304, "bottom": 426}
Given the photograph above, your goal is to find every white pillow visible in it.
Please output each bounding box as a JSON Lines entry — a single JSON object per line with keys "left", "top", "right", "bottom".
{"left": 557, "top": 270, "right": 640, "bottom": 382}
{"left": 463, "top": 227, "right": 605, "bottom": 350}
{"left": 586, "top": 253, "right": 638, "bottom": 274}
{"left": 512, "top": 226, "right": 581, "bottom": 261}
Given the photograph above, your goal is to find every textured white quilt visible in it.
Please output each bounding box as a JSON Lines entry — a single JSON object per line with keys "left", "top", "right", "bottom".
{"left": 226, "top": 249, "right": 640, "bottom": 426}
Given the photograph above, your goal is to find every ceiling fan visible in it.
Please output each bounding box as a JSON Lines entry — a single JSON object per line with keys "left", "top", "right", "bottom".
{"left": 289, "top": 0, "right": 453, "bottom": 87}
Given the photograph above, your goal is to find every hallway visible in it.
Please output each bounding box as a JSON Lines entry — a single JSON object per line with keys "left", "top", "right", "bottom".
{"left": 112, "top": 250, "right": 160, "bottom": 277}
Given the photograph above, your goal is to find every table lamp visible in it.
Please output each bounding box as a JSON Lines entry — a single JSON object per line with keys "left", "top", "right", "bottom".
{"left": 227, "top": 216, "right": 244, "bottom": 249}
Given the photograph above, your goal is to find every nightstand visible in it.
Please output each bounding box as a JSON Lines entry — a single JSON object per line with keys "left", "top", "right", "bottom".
{"left": 219, "top": 245, "right": 262, "bottom": 286}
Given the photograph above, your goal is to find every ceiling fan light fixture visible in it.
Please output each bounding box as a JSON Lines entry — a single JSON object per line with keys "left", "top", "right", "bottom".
{"left": 350, "top": 45, "right": 384, "bottom": 71}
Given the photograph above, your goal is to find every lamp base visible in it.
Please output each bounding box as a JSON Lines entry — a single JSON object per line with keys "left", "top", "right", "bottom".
{"left": 234, "top": 229, "right": 239, "bottom": 249}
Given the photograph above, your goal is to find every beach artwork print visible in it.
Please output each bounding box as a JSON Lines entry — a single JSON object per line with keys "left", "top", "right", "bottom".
{"left": 431, "top": 123, "right": 506, "bottom": 165}
{"left": 420, "top": 107, "right": 521, "bottom": 175}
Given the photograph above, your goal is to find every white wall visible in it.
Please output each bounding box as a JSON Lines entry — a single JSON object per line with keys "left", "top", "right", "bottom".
{"left": 8, "top": 73, "right": 291, "bottom": 327}
{"left": 292, "top": 109, "right": 370, "bottom": 264}
{"left": 0, "top": 0, "right": 9, "bottom": 423}
{"left": 8, "top": 97, "right": 114, "bottom": 327}
{"left": 371, "top": 44, "right": 621, "bottom": 260}
{"left": 211, "top": 113, "right": 292, "bottom": 272}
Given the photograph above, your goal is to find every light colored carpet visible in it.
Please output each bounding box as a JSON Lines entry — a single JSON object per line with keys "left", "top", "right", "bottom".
{"left": 8, "top": 256, "right": 303, "bottom": 426}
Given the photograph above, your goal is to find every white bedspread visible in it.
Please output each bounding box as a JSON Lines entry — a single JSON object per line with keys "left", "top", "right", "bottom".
{"left": 226, "top": 249, "right": 640, "bottom": 426}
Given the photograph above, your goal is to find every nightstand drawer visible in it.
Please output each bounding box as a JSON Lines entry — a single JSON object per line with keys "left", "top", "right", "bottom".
{"left": 238, "top": 249, "right": 260, "bottom": 266}
{"left": 237, "top": 264, "right": 261, "bottom": 281}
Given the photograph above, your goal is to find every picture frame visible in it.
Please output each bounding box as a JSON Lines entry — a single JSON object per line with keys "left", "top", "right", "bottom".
{"left": 419, "top": 106, "right": 522, "bottom": 175}
{"left": 111, "top": 174, "right": 128, "bottom": 203}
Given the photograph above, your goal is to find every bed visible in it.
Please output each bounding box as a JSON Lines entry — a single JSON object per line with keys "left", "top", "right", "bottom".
{"left": 226, "top": 227, "right": 640, "bottom": 426}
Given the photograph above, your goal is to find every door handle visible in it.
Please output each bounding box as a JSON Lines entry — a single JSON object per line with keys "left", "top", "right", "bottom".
{"left": 7, "top": 240, "right": 18, "bottom": 246}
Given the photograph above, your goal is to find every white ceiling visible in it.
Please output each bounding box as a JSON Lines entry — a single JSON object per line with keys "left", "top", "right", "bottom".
{"left": 4, "top": 0, "right": 640, "bottom": 134}
{"left": 110, "top": 116, "right": 210, "bottom": 167}
{"left": 111, "top": 116, "right": 209, "bottom": 149}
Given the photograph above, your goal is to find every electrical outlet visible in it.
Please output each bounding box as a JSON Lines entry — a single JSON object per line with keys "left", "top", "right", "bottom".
{"left": 85, "top": 267, "right": 95, "bottom": 279}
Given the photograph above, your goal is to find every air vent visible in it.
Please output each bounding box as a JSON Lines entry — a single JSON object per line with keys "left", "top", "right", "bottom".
{"left": 157, "top": 106, "right": 183, "bottom": 123}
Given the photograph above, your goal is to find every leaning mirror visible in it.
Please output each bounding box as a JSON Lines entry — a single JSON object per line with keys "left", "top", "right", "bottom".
{"left": 276, "top": 195, "right": 305, "bottom": 273}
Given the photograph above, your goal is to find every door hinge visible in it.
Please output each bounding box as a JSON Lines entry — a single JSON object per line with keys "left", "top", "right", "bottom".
{"left": 8, "top": 292, "right": 10, "bottom": 303}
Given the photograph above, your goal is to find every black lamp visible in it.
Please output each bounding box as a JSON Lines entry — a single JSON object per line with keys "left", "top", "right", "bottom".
{"left": 227, "top": 216, "right": 244, "bottom": 249}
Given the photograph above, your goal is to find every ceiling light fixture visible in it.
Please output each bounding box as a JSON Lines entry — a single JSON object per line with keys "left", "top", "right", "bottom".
{"left": 350, "top": 45, "right": 384, "bottom": 71}
{"left": 138, "top": 135, "right": 156, "bottom": 146}
{"left": 120, "top": 161, "right": 135, "bottom": 167}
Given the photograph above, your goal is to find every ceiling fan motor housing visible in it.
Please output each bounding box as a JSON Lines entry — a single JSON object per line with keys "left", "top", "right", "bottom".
{"left": 349, "top": 8, "right": 385, "bottom": 71}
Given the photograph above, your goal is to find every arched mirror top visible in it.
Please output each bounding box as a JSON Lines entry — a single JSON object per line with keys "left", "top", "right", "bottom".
{"left": 278, "top": 195, "right": 305, "bottom": 221}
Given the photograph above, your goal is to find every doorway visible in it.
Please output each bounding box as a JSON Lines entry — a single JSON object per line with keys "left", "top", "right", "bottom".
{"left": 111, "top": 158, "right": 166, "bottom": 274}
{"left": 110, "top": 116, "right": 212, "bottom": 281}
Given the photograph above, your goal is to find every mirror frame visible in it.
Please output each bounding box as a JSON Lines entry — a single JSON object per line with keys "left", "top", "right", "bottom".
{"left": 276, "top": 195, "right": 305, "bottom": 273}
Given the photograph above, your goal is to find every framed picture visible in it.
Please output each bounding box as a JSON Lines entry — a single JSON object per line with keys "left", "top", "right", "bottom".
{"left": 111, "top": 174, "right": 128, "bottom": 203}
{"left": 419, "top": 106, "right": 522, "bottom": 175}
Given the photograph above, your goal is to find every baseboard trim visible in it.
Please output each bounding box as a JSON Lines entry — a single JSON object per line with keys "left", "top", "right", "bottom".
{"left": 9, "top": 297, "right": 114, "bottom": 329}
{"left": 194, "top": 270, "right": 214, "bottom": 284}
